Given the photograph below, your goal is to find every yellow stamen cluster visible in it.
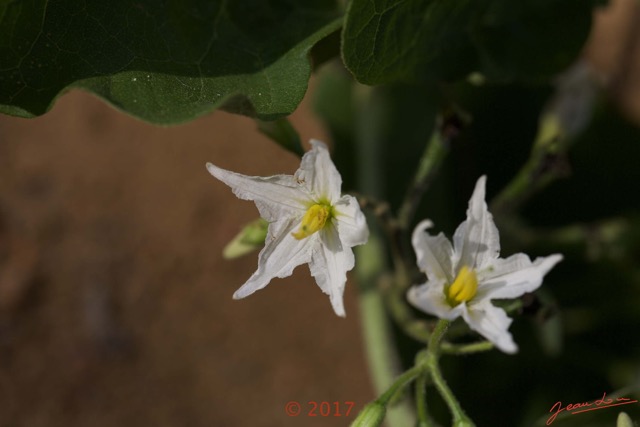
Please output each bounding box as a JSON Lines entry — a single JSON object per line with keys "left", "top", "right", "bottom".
{"left": 446, "top": 266, "right": 478, "bottom": 306}
{"left": 292, "top": 204, "right": 331, "bottom": 240}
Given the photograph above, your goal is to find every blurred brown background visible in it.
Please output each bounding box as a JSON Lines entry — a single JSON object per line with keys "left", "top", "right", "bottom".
{"left": 1, "top": 0, "right": 640, "bottom": 426}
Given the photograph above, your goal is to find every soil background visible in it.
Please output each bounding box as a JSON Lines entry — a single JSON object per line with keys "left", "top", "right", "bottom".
{"left": 1, "top": 1, "right": 640, "bottom": 426}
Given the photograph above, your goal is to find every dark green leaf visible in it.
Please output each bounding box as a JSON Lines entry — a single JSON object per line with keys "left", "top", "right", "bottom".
{"left": 342, "top": 0, "right": 595, "bottom": 85}
{"left": 472, "top": 0, "right": 592, "bottom": 82}
{"left": 342, "top": 0, "right": 479, "bottom": 85}
{"left": 0, "top": 0, "right": 342, "bottom": 125}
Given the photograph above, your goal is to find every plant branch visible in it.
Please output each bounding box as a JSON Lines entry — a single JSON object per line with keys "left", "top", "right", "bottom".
{"left": 441, "top": 340, "right": 494, "bottom": 355}
{"left": 491, "top": 63, "right": 599, "bottom": 216}
{"left": 422, "top": 320, "right": 476, "bottom": 427}
{"left": 498, "top": 215, "right": 640, "bottom": 263}
{"left": 397, "top": 110, "right": 466, "bottom": 231}
{"left": 416, "top": 372, "right": 439, "bottom": 427}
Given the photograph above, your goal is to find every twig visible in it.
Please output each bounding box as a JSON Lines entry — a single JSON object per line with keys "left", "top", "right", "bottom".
{"left": 397, "top": 109, "right": 467, "bottom": 231}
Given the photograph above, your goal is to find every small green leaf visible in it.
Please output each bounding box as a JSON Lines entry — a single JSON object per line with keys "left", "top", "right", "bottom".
{"left": 257, "top": 118, "right": 305, "bottom": 157}
{"left": 0, "top": 0, "right": 342, "bottom": 125}
{"left": 223, "top": 218, "right": 268, "bottom": 259}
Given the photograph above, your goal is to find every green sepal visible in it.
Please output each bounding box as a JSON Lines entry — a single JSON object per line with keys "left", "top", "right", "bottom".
{"left": 222, "top": 218, "right": 268, "bottom": 259}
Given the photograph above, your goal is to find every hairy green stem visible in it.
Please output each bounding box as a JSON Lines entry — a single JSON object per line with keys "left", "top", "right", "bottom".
{"left": 416, "top": 372, "right": 438, "bottom": 427}
{"left": 397, "top": 113, "right": 455, "bottom": 231}
{"left": 425, "top": 320, "right": 476, "bottom": 427}
{"left": 378, "top": 364, "right": 424, "bottom": 405}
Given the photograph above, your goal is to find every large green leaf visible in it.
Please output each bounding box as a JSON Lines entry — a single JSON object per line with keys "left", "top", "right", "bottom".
{"left": 472, "top": 0, "right": 592, "bottom": 82}
{"left": 0, "top": 0, "right": 341, "bottom": 125}
{"left": 342, "top": 0, "right": 597, "bottom": 85}
{"left": 341, "top": 0, "right": 479, "bottom": 85}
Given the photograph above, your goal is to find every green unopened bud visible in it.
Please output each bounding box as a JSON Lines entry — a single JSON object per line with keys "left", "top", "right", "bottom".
{"left": 350, "top": 401, "right": 386, "bottom": 427}
{"left": 617, "top": 412, "right": 634, "bottom": 427}
{"left": 223, "top": 218, "right": 268, "bottom": 259}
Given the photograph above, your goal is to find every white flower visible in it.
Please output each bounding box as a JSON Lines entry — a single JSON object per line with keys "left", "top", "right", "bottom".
{"left": 206, "top": 139, "right": 369, "bottom": 317}
{"left": 408, "top": 176, "right": 562, "bottom": 353}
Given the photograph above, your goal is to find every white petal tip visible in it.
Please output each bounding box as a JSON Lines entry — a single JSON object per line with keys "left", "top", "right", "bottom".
{"left": 330, "top": 295, "right": 347, "bottom": 318}
{"left": 549, "top": 254, "right": 564, "bottom": 264}
{"left": 411, "top": 219, "right": 435, "bottom": 241}
{"left": 206, "top": 162, "right": 221, "bottom": 176}
{"left": 309, "top": 139, "right": 328, "bottom": 150}
{"left": 500, "top": 344, "right": 518, "bottom": 355}
{"left": 232, "top": 286, "right": 253, "bottom": 300}
{"left": 537, "top": 253, "right": 564, "bottom": 274}
{"left": 471, "top": 175, "right": 488, "bottom": 202}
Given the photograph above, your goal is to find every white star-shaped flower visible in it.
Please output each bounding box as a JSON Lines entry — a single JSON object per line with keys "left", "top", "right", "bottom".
{"left": 408, "top": 176, "right": 563, "bottom": 353}
{"left": 206, "top": 140, "right": 369, "bottom": 317}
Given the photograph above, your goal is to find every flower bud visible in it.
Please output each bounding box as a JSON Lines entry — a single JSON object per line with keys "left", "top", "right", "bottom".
{"left": 617, "top": 412, "right": 634, "bottom": 427}
{"left": 222, "top": 218, "right": 268, "bottom": 259}
{"left": 350, "top": 402, "right": 386, "bottom": 427}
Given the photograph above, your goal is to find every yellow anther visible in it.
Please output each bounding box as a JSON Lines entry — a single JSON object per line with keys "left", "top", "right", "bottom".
{"left": 446, "top": 266, "right": 478, "bottom": 306}
{"left": 292, "top": 204, "right": 331, "bottom": 240}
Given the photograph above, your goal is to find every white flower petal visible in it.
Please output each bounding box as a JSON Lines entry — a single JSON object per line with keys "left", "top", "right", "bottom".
{"left": 210, "top": 139, "right": 369, "bottom": 317}
{"left": 463, "top": 300, "right": 517, "bottom": 354}
{"left": 453, "top": 176, "right": 500, "bottom": 271}
{"left": 294, "top": 140, "right": 342, "bottom": 202}
{"left": 333, "top": 195, "right": 369, "bottom": 247}
{"left": 407, "top": 279, "right": 463, "bottom": 321}
{"left": 412, "top": 220, "right": 455, "bottom": 283}
{"left": 308, "top": 225, "right": 355, "bottom": 317}
{"left": 233, "top": 217, "right": 314, "bottom": 299}
{"left": 477, "top": 253, "right": 563, "bottom": 300}
{"left": 207, "top": 163, "right": 309, "bottom": 222}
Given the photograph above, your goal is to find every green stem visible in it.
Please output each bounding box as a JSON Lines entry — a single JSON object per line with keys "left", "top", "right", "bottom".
{"left": 500, "top": 215, "right": 640, "bottom": 263}
{"left": 356, "top": 194, "right": 409, "bottom": 288}
{"left": 441, "top": 340, "right": 493, "bottom": 355}
{"left": 397, "top": 114, "right": 453, "bottom": 231}
{"left": 377, "top": 364, "right": 424, "bottom": 405}
{"left": 491, "top": 65, "right": 598, "bottom": 216}
{"left": 424, "top": 320, "right": 476, "bottom": 427}
{"left": 428, "top": 319, "right": 450, "bottom": 350}
{"left": 416, "top": 372, "right": 438, "bottom": 427}
{"left": 427, "top": 356, "right": 475, "bottom": 427}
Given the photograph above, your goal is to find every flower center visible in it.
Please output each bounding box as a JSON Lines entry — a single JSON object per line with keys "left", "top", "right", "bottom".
{"left": 446, "top": 266, "right": 478, "bottom": 306}
{"left": 292, "top": 204, "right": 331, "bottom": 240}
